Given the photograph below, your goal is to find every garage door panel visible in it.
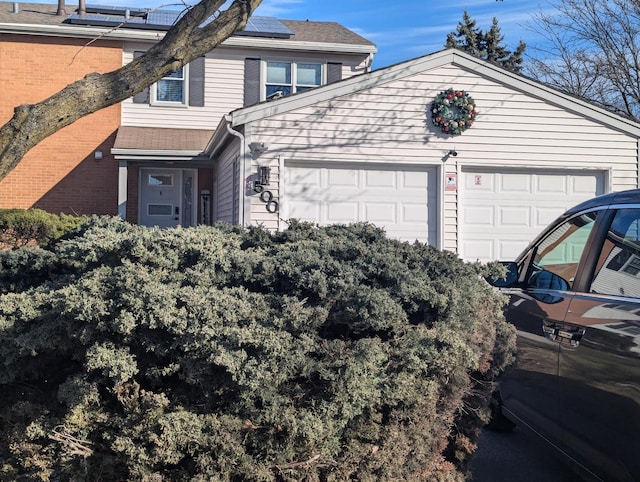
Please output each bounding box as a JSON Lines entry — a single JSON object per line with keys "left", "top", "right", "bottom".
{"left": 464, "top": 172, "right": 495, "bottom": 191}
{"left": 289, "top": 201, "right": 321, "bottom": 221}
{"left": 500, "top": 206, "right": 530, "bottom": 227}
{"left": 327, "top": 202, "right": 359, "bottom": 221}
{"left": 328, "top": 169, "right": 358, "bottom": 187}
{"left": 366, "top": 171, "right": 397, "bottom": 188}
{"left": 463, "top": 205, "right": 494, "bottom": 226}
{"left": 535, "top": 175, "right": 566, "bottom": 194}
{"left": 286, "top": 163, "right": 436, "bottom": 244}
{"left": 461, "top": 169, "right": 604, "bottom": 262}
{"left": 363, "top": 202, "right": 396, "bottom": 223}
{"left": 501, "top": 173, "right": 532, "bottom": 193}
{"left": 403, "top": 204, "right": 428, "bottom": 223}
{"left": 572, "top": 175, "right": 599, "bottom": 194}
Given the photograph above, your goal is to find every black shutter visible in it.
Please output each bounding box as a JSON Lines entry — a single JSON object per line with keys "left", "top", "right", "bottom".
{"left": 244, "top": 58, "right": 261, "bottom": 106}
{"left": 327, "top": 62, "right": 342, "bottom": 84}
{"left": 189, "top": 56, "right": 205, "bottom": 107}
{"left": 132, "top": 51, "right": 149, "bottom": 104}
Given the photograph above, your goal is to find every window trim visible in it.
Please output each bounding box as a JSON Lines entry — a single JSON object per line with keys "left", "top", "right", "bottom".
{"left": 262, "top": 59, "right": 325, "bottom": 101}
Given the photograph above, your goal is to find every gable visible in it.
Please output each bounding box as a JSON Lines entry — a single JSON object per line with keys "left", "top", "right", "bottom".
{"left": 228, "top": 49, "right": 640, "bottom": 138}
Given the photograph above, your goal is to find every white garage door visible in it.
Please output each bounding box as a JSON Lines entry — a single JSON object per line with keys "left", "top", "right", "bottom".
{"left": 459, "top": 168, "right": 605, "bottom": 262}
{"left": 284, "top": 162, "right": 438, "bottom": 244}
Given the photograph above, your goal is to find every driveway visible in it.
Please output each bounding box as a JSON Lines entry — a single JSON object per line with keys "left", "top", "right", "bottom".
{"left": 469, "top": 427, "right": 586, "bottom": 481}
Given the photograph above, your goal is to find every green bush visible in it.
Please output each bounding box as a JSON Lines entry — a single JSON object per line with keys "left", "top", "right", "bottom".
{"left": 0, "top": 217, "right": 515, "bottom": 481}
{"left": 0, "top": 208, "right": 86, "bottom": 249}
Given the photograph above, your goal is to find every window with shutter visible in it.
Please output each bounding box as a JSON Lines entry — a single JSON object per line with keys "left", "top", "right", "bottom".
{"left": 131, "top": 51, "right": 205, "bottom": 107}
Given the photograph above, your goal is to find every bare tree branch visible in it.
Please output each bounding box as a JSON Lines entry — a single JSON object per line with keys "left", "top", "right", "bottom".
{"left": 0, "top": 0, "right": 262, "bottom": 181}
{"left": 525, "top": 0, "right": 640, "bottom": 120}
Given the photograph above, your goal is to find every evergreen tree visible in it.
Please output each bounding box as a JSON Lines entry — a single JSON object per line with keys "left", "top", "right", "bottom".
{"left": 446, "top": 10, "right": 526, "bottom": 73}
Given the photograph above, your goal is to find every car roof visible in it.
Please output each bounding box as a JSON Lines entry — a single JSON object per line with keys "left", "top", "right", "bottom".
{"left": 565, "top": 189, "right": 640, "bottom": 216}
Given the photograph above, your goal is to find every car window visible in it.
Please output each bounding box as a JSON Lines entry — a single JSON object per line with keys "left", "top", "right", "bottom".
{"left": 590, "top": 208, "right": 640, "bottom": 298}
{"left": 528, "top": 212, "right": 597, "bottom": 289}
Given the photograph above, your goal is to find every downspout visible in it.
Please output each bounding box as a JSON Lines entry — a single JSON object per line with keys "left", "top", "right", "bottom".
{"left": 225, "top": 115, "right": 247, "bottom": 227}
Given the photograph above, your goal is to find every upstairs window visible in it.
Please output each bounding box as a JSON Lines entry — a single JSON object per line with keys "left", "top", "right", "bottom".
{"left": 132, "top": 52, "right": 205, "bottom": 107}
{"left": 153, "top": 65, "right": 188, "bottom": 105}
{"left": 265, "top": 61, "right": 322, "bottom": 99}
{"left": 155, "top": 67, "right": 186, "bottom": 104}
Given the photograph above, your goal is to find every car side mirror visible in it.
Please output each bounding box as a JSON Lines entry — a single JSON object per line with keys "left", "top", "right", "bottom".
{"left": 485, "top": 261, "right": 519, "bottom": 288}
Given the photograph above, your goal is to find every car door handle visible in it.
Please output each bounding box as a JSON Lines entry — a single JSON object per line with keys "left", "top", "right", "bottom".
{"left": 543, "top": 322, "right": 585, "bottom": 346}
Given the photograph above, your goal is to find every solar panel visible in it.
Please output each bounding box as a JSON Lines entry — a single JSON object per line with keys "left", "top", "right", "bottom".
{"left": 67, "top": 5, "right": 293, "bottom": 39}
{"left": 241, "top": 17, "right": 293, "bottom": 38}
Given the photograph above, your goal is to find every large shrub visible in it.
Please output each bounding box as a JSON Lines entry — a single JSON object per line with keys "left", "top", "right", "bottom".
{"left": 0, "top": 217, "right": 515, "bottom": 481}
{"left": 0, "top": 208, "right": 86, "bottom": 249}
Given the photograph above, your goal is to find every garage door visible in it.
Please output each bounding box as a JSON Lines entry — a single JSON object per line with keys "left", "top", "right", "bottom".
{"left": 459, "top": 168, "right": 605, "bottom": 262}
{"left": 284, "top": 162, "right": 438, "bottom": 244}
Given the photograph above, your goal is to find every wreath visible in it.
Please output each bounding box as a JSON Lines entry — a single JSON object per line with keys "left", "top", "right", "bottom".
{"left": 431, "top": 89, "right": 477, "bottom": 135}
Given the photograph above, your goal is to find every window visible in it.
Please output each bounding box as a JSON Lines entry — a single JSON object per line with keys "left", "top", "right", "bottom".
{"left": 133, "top": 53, "right": 205, "bottom": 107}
{"left": 265, "top": 61, "right": 322, "bottom": 99}
{"left": 153, "top": 65, "right": 187, "bottom": 105}
{"left": 591, "top": 209, "right": 640, "bottom": 298}
{"left": 148, "top": 174, "right": 174, "bottom": 187}
{"left": 528, "top": 212, "right": 597, "bottom": 289}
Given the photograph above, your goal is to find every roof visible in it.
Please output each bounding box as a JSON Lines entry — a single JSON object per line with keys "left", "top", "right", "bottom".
{"left": 0, "top": 2, "right": 374, "bottom": 48}
{"left": 222, "top": 48, "right": 640, "bottom": 138}
{"left": 113, "top": 126, "right": 213, "bottom": 157}
{"left": 280, "top": 19, "right": 374, "bottom": 47}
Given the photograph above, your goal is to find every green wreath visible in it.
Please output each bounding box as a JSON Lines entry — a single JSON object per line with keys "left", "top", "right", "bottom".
{"left": 431, "top": 89, "right": 477, "bottom": 135}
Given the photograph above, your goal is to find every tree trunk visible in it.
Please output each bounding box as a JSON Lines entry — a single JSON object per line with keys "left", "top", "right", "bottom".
{"left": 0, "top": 0, "right": 262, "bottom": 181}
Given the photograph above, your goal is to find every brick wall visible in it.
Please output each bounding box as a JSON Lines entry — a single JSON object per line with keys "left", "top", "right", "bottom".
{"left": 0, "top": 34, "right": 123, "bottom": 215}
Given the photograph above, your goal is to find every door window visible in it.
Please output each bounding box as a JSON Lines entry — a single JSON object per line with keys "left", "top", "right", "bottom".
{"left": 528, "top": 212, "right": 597, "bottom": 289}
{"left": 590, "top": 208, "right": 640, "bottom": 298}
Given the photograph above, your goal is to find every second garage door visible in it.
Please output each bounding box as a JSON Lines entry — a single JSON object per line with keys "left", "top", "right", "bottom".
{"left": 459, "top": 168, "right": 605, "bottom": 262}
{"left": 284, "top": 162, "right": 438, "bottom": 244}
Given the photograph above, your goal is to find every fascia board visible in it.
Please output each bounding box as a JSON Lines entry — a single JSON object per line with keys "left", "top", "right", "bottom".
{"left": 0, "top": 23, "right": 376, "bottom": 54}
{"left": 112, "top": 149, "right": 204, "bottom": 157}
{"left": 451, "top": 53, "right": 640, "bottom": 137}
{"left": 0, "top": 23, "right": 165, "bottom": 40}
{"left": 223, "top": 36, "right": 376, "bottom": 54}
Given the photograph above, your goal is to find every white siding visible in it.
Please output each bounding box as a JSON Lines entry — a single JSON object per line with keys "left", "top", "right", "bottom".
{"left": 242, "top": 64, "right": 638, "bottom": 253}
{"left": 121, "top": 44, "right": 370, "bottom": 129}
{"left": 214, "top": 142, "right": 241, "bottom": 224}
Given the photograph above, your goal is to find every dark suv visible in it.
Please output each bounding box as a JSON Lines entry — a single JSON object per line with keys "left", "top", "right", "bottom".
{"left": 487, "top": 189, "right": 640, "bottom": 482}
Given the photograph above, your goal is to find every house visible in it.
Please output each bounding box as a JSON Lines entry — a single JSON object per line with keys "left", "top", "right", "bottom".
{"left": 2, "top": 3, "right": 640, "bottom": 262}
{"left": 207, "top": 49, "right": 640, "bottom": 262}
{"left": 0, "top": 2, "right": 375, "bottom": 225}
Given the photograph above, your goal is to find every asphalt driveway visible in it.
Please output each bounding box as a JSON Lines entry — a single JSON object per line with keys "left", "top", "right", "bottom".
{"left": 469, "top": 427, "right": 586, "bottom": 481}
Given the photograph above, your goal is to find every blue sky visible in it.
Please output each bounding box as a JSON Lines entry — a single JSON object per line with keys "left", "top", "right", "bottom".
{"left": 38, "top": 1, "right": 554, "bottom": 68}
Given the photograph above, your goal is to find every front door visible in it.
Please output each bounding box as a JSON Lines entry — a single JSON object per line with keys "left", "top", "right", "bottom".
{"left": 139, "top": 168, "right": 195, "bottom": 228}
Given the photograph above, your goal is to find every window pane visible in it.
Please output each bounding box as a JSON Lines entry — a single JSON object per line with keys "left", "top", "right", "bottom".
{"left": 148, "top": 174, "right": 173, "bottom": 186}
{"left": 266, "top": 85, "right": 291, "bottom": 97}
{"left": 157, "top": 79, "right": 184, "bottom": 102}
{"left": 530, "top": 212, "right": 597, "bottom": 288}
{"left": 591, "top": 209, "right": 640, "bottom": 297}
{"left": 297, "top": 63, "right": 321, "bottom": 86}
{"left": 266, "top": 62, "right": 291, "bottom": 84}
{"left": 165, "top": 67, "right": 184, "bottom": 79}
